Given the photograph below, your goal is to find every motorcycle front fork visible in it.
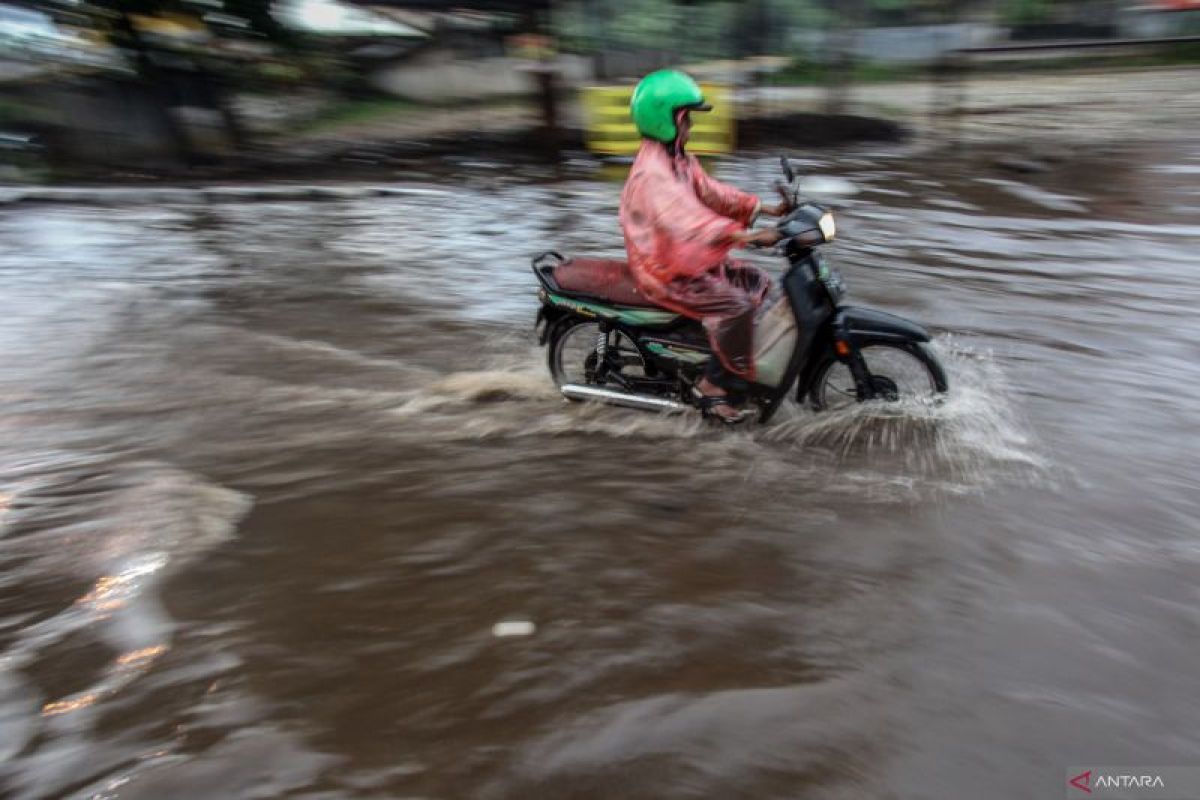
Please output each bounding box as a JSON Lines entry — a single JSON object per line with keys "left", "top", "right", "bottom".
{"left": 846, "top": 350, "right": 877, "bottom": 401}
{"left": 831, "top": 320, "right": 877, "bottom": 402}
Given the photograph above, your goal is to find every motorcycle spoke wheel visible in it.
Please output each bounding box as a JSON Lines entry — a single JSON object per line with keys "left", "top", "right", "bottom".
{"left": 815, "top": 344, "right": 941, "bottom": 411}
{"left": 549, "top": 321, "right": 646, "bottom": 388}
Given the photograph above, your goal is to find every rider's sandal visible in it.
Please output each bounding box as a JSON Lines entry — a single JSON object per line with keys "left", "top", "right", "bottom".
{"left": 693, "top": 390, "right": 753, "bottom": 425}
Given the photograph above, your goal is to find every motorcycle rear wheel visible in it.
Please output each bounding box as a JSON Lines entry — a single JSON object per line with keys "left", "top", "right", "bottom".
{"left": 548, "top": 318, "right": 648, "bottom": 389}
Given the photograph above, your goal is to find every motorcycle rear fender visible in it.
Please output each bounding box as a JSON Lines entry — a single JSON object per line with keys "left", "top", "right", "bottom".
{"left": 535, "top": 305, "right": 553, "bottom": 345}
{"left": 836, "top": 306, "right": 931, "bottom": 344}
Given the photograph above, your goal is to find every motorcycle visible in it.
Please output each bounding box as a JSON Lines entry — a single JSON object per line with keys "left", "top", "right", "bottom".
{"left": 532, "top": 157, "right": 947, "bottom": 424}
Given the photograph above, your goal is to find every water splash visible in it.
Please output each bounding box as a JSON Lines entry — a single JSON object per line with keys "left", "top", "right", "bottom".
{"left": 764, "top": 338, "right": 1046, "bottom": 487}
{"left": 383, "top": 338, "right": 1045, "bottom": 497}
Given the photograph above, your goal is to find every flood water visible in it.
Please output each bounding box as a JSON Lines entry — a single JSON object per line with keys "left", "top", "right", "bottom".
{"left": 1, "top": 144, "right": 1198, "bottom": 799}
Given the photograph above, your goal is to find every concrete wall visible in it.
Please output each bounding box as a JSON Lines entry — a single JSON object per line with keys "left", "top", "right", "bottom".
{"left": 1118, "top": 8, "right": 1200, "bottom": 37}
{"left": 7, "top": 72, "right": 242, "bottom": 169}
{"left": 793, "top": 23, "right": 1000, "bottom": 64}
{"left": 369, "top": 50, "right": 592, "bottom": 101}
{"left": 12, "top": 76, "right": 179, "bottom": 166}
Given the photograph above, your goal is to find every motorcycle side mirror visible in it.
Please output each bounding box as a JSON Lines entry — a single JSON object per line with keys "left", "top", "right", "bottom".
{"left": 779, "top": 155, "right": 795, "bottom": 184}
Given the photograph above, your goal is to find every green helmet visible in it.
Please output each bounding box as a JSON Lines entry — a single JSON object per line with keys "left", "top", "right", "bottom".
{"left": 630, "top": 70, "right": 712, "bottom": 143}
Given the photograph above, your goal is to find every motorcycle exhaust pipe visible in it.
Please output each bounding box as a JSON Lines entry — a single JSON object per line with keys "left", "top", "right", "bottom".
{"left": 560, "top": 383, "right": 690, "bottom": 415}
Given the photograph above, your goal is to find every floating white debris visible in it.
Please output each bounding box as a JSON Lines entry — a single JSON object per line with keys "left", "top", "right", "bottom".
{"left": 491, "top": 620, "right": 536, "bottom": 638}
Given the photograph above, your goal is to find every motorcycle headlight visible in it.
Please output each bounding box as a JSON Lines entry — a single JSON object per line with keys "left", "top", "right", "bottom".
{"left": 818, "top": 212, "right": 836, "bottom": 242}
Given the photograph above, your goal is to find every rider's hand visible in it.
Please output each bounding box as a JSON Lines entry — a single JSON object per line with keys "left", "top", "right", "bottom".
{"left": 736, "top": 228, "right": 783, "bottom": 248}
{"left": 763, "top": 183, "right": 796, "bottom": 217}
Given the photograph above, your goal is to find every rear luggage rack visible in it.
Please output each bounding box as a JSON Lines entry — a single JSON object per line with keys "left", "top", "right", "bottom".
{"left": 531, "top": 251, "right": 567, "bottom": 293}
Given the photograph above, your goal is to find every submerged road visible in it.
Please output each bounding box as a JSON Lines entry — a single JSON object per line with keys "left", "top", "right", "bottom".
{"left": 0, "top": 143, "right": 1198, "bottom": 798}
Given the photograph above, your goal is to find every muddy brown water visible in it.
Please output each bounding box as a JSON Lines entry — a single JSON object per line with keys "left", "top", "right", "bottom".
{"left": 0, "top": 145, "right": 1198, "bottom": 800}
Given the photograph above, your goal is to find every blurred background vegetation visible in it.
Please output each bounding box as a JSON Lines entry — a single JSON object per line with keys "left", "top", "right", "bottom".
{"left": 1, "top": 0, "right": 1198, "bottom": 176}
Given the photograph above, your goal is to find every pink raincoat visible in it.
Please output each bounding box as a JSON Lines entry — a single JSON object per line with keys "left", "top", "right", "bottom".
{"left": 619, "top": 139, "right": 770, "bottom": 380}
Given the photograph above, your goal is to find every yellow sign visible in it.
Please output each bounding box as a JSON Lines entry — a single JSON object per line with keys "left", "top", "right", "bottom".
{"left": 581, "top": 83, "right": 735, "bottom": 156}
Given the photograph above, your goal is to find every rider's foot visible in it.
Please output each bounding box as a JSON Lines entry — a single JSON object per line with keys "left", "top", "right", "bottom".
{"left": 695, "top": 377, "right": 749, "bottom": 424}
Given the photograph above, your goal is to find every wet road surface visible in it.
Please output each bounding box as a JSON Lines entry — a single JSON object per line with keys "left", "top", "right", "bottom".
{"left": 1, "top": 144, "right": 1199, "bottom": 799}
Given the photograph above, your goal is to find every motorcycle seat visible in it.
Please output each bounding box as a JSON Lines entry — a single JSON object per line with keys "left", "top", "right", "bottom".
{"left": 551, "top": 257, "right": 662, "bottom": 309}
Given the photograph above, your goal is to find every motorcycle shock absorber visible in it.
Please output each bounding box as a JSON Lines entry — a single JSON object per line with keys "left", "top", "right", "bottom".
{"left": 594, "top": 328, "right": 608, "bottom": 359}
{"left": 588, "top": 324, "right": 610, "bottom": 383}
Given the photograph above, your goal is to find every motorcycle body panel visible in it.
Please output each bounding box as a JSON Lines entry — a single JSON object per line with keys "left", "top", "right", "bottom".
{"left": 539, "top": 289, "right": 681, "bottom": 328}
{"left": 750, "top": 289, "right": 799, "bottom": 387}
{"left": 748, "top": 254, "right": 835, "bottom": 421}
{"left": 643, "top": 338, "right": 709, "bottom": 365}
{"left": 837, "top": 306, "right": 932, "bottom": 344}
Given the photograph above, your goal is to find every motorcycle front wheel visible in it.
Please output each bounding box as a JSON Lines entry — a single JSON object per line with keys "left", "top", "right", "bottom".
{"left": 807, "top": 342, "right": 947, "bottom": 411}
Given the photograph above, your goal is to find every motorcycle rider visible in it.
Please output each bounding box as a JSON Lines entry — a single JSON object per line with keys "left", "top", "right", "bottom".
{"left": 620, "top": 70, "right": 791, "bottom": 422}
